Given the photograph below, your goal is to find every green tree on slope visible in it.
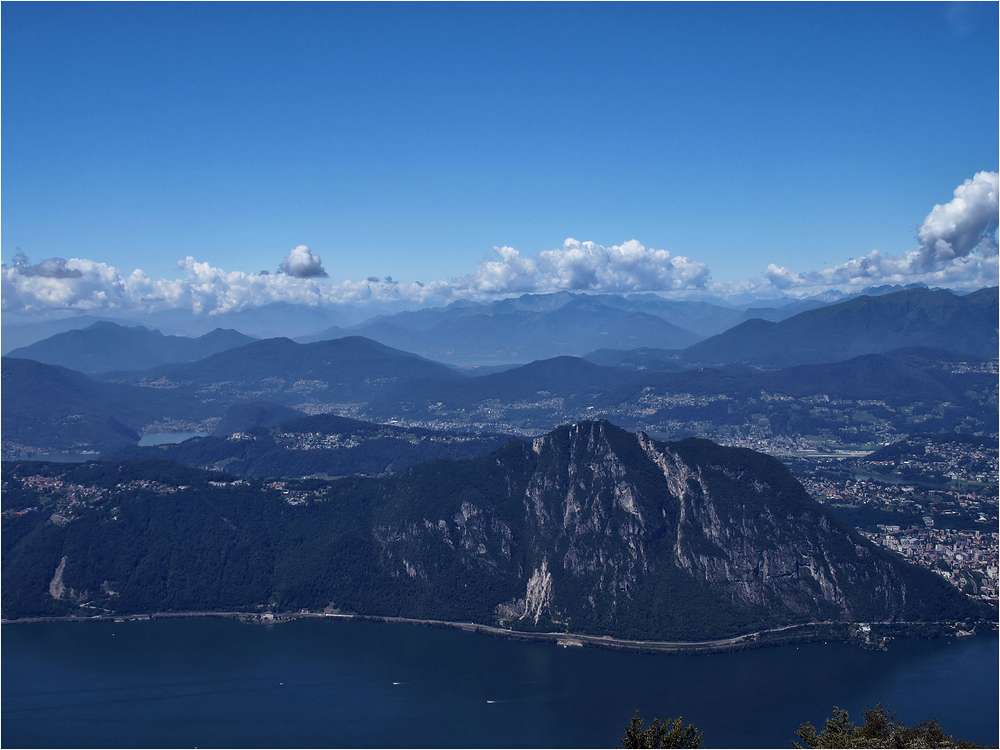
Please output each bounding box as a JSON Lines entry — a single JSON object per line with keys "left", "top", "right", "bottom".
{"left": 621, "top": 705, "right": 987, "bottom": 749}
{"left": 621, "top": 710, "right": 704, "bottom": 749}
{"left": 793, "top": 703, "right": 986, "bottom": 749}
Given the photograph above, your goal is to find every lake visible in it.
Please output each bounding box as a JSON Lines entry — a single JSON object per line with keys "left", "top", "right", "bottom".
{"left": 2, "top": 617, "right": 997, "bottom": 749}
{"left": 14, "top": 452, "right": 99, "bottom": 463}
{"left": 137, "top": 431, "right": 209, "bottom": 446}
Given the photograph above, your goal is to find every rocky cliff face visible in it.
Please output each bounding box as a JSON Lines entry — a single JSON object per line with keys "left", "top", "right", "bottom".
{"left": 369, "top": 420, "right": 970, "bottom": 638}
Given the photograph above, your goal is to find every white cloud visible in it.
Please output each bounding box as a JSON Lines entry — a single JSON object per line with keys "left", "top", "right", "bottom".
{"left": 1, "top": 256, "right": 128, "bottom": 312}
{"left": 279, "top": 244, "right": 328, "bottom": 278}
{"left": 763, "top": 246, "right": 998, "bottom": 296}
{"left": 916, "top": 171, "right": 999, "bottom": 268}
{"left": 137, "top": 257, "right": 331, "bottom": 314}
{"left": 471, "top": 246, "right": 538, "bottom": 294}
{"left": 761, "top": 171, "right": 999, "bottom": 295}
{"left": 461, "top": 239, "right": 710, "bottom": 295}
{"left": 1, "top": 239, "right": 711, "bottom": 317}
{"left": 2, "top": 252, "right": 336, "bottom": 316}
{"left": 537, "top": 239, "right": 709, "bottom": 292}
{"left": 3, "top": 173, "right": 996, "bottom": 318}
{"left": 762, "top": 264, "right": 806, "bottom": 290}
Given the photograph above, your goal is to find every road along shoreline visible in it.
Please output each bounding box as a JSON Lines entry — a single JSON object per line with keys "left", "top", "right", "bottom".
{"left": 2, "top": 610, "right": 985, "bottom": 654}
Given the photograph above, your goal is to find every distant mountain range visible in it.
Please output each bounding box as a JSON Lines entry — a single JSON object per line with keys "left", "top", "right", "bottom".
{"left": 676, "top": 287, "right": 999, "bottom": 369}
{"left": 132, "top": 301, "right": 349, "bottom": 340}
{"left": 9, "top": 286, "right": 994, "bottom": 378}
{"left": 293, "top": 291, "right": 839, "bottom": 364}
{"left": 0, "top": 280, "right": 948, "bottom": 355}
{"left": 1, "top": 421, "right": 981, "bottom": 636}
{"left": 6, "top": 322, "right": 257, "bottom": 374}
{"left": 1, "top": 315, "right": 143, "bottom": 355}
{"left": 298, "top": 293, "right": 704, "bottom": 364}
{"left": 3, "top": 286, "right": 996, "bottom": 457}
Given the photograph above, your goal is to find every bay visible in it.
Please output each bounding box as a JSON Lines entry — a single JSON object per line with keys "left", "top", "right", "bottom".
{"left": 2, "top": 617, "right": 997, "bottom": 749}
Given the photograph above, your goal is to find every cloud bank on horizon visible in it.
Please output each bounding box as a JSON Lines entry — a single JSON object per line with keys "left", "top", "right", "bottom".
{"left": 3, "top": 172, "right": 997, "bottom": 318}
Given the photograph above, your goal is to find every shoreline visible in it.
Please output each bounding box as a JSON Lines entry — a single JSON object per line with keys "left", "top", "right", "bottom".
{"left": 2, "top": 610, "right": 990, "bottom": 654}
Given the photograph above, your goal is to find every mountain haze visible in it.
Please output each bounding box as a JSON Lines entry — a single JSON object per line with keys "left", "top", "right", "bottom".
{"left": 6, "top": 322, "right": 256, "bottom": 374}
{"left": 681, "top": 287, "right": 999, "bottom": 368}
{"left": 101, "top": 336, "right": 462, "bottom": 404}
{"left": 294, "top": 292, "right": 820, "bottom": 364}
{"left": 302, "top": 296, "right": 702, "bottom": 364}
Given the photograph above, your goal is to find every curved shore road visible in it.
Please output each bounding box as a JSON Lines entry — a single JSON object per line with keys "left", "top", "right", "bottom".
{"left": 0, "top": 610, "right": 931, "bottom": 653}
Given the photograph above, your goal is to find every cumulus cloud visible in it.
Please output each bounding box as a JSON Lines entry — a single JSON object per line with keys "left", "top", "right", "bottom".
{"left": 538, "top": 239, "right": 709, "bottom": 292}
{"left": 136, "top": 256, "right": 331, "bottom": 314}
{"left": 1, "top": 255, "right": 127, "bottom": 312}
{"left": 1, "top": 249, "right": 465, "bottom": 317}
{"left": 1, "top": 251, "right": 334, "bottom": 316}
{"left": 462, "top": 239, "right": 710, "bottom": 295}
{"left": 761, "top": 264, "right": 805, "bottom": 290}
{"left": 471, "top": 246, "right": 539, "bottom": 294}
{"left": 916, "top": 171, "right": 999, "bottom": 268}
{"left": 279, "top": 244, "right": 328, "bottom": 278}
{"left": 762, "top": 171, "right": 999, "bottom": 295}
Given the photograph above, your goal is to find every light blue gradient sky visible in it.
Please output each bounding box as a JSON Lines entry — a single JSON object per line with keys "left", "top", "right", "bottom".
{"left": 3, "top": 2, "right": 997, "bottom": 296}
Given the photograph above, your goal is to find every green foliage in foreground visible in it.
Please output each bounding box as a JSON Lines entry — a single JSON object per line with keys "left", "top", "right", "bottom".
{"left": 621, "top": 711, "right": 703, "bottom": 748}
{"left": 622, "top": 705, "right": 989, "bottom": 749}
{"left": 793, "top": 704, "right": 987, "bottom": 748}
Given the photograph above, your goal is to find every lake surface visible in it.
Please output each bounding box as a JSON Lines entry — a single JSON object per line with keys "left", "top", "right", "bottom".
{"left": 138, "top": 431, "right": 209, "bottom": 446}
{"left": 15, "top": 452, "right": 97, "bottom": 463}
{"left": 2, "top": 618, "right": 997, "bottom": 749}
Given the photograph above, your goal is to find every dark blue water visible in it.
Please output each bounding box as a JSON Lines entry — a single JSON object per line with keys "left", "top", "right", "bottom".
{"left": 17, "top": 453, "right": 96, "bottom": 463}
{"left": 2, "top": 618, "right": 997, "bottom": 748}
{"left": 138, "top": 431, "right": 208, "bottom": 446}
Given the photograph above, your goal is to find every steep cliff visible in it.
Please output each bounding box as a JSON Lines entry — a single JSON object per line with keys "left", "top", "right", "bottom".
{"left": 350, "top": 421, "right": 977, "bottom": 638}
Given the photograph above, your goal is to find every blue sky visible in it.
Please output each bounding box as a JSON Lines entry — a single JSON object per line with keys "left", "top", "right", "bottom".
{"left": 2, "top": 2, "right": 998, "bottom": 317}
